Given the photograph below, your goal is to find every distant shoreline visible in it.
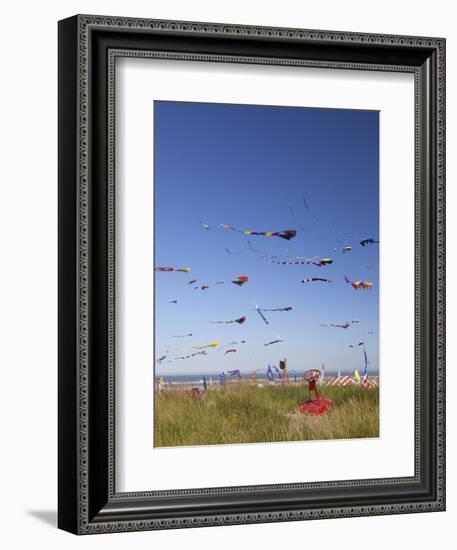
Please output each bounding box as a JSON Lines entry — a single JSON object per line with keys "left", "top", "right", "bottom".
{"left": 154, "top": 374, "right": 380, "bottom": 391}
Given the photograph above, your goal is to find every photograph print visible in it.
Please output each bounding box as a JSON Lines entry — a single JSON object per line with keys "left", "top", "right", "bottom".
{"left": 153, "top": 100, "right": 379, "bottom": 448}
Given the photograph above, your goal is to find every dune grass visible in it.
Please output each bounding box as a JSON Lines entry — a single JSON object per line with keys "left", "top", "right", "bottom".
{"left": 154, "top": 384, "right": 379, "bottom": 447}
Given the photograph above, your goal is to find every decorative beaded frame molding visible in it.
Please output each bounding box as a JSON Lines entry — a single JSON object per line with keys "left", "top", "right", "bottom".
{"left": 58, "top": 14, "right": 445, "bottom": 535}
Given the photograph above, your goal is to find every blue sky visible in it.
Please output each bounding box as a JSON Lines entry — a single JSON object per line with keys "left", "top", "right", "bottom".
{"left": 154, "top": 101, "right": 379, "bottom": 377}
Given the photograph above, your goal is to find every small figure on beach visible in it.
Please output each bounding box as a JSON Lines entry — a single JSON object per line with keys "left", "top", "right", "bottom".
{"left": 299, "top": 369, "right": 332, "bottom": 415}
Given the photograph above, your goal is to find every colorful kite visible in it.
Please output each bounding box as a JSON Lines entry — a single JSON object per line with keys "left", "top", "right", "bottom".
{"left": 227, "top": 369, "right": 241, "bottom": 377}
{"left": 360, "top": 238, "right": 379, "bottom": 246}
{"left": 232, "top": 275, "right": 249, "bottom": 286}
{"left": 363, "top": 347, "right": 369, "bottom": 382}
{"left": 264, "top": 337, "right": 284, "bottom": 346}
{"left": 247, "top": 240, "right": 332, "bottom": 266}
{"left": 225, "top": 349, "right": 237, "bottom": 355}
{"left": 220, "top": 224, "right": 296, "bottom": 240}
{"left": 255, "top": 304, "right": 292, "bottom": 325}
{"left": 321, "top": 321, "right": 350, "bottom": 329}
{"left": 210, "top": 316, "right": 246, "bottom": 325}
{"left": 266, "top": 365, "right": 275, "bottom": 381}
{"left": 218, "top": 372, "right": 226, "bottom": 385}
{"left": 344, "top": 275, "right": 374, "bottom": 290}
{"left": 155, "top": 266, "right": 190, "bottom": 273}
{"left": 201, "top": 285, "right": 210, "bottom": 291}
{"left": 262, "top": 306, "right": 292, "bottom": 312}
{"left": 192, "top": 341, "right": 220, "bottom": 349}
{"left": 302, "top": 277, "right": 332, "bottom": 283}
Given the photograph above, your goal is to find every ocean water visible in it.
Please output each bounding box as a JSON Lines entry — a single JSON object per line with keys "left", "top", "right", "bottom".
{"left": 156, "top": 371, "right": 380, "bottom": 384}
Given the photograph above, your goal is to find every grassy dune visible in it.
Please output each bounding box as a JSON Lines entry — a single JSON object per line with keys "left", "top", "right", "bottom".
{"left": 154, "top": 384, "right": 379, "bottom": 447}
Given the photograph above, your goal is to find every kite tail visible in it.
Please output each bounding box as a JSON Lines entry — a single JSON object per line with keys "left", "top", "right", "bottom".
{"left": 255, "top": 307, "right": 269, "bottom": 325}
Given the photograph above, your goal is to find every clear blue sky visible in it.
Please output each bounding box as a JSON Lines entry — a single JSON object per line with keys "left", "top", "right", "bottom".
{"left": 154, "top": 101, "right": 379, "bottom": 377}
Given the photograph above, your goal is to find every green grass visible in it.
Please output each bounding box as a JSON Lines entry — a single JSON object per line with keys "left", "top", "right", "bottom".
{"left": 154, "top": 384, "right": 379, "bottom": 447}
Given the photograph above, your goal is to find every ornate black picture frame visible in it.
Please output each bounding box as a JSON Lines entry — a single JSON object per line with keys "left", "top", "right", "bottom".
{"left": 58, "top": 14, "right": 445, "bottom": 534}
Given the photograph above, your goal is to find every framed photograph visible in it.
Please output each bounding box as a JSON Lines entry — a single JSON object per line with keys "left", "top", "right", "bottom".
{"left": 58, "top": 14, "right": 445, "bottom": 534}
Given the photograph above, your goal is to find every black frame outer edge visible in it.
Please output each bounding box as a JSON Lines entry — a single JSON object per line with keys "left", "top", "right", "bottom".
{"left": 58, "top": 15, "right": 79, "bottom": 534}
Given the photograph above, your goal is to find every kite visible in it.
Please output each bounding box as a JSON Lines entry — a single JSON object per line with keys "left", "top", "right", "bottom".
{"left": 232, "top": 275, "right": 249, "bottom": 286}
{"left": 170, "top": 350, "right": 208, "bottom": 362}
{"left": 247, "top": 240, "right": 332, "bottom": 266}
{"left": 227, "top": 369, "right": 241, "bottom": 377}
{"left": 268, "top": 255, "right": 333, "bottom": 266}
{"left": 172, "top": 333, "right": 192, "bottom": 338}
{"left": 200, "top": 222, "right": 211, "bottom": 230}
{"left": 363, "top": 347, "right": 369, "bottom": 382}
{"left": 321, "top": 321, "right": 350, "bottom": 329}
{"left": 220, "top": 339, "right": 247, "bottom": 349}
{"left": 261, "top": 306, "right": 292, "bottom": 312}
{"left": 349, "top": 341, "right": 365, "bottom": 348}
{"left": 302, "top": 195, "right": 310, "bottom": 211}
{"left": 255, "top": 304, "right": 292, "bottom": 325}
{"left": 155, "top": 355, "right": 167, "bottom": 364}
{"left": 266, "top": 365, "right": 275, "bottom": 381}
{"left": 168, "top": 298, "right": 178, "bottom": 304}
{"left": 354, "top": 368, "right": 361, "bottom": 383}
{"left": 225, "top": 349, "right": 237, "bottom": 355}
{"left": 314, "top": 258, "right": 333, "bottom": 266}
{"left": 302, "top": 277, "right": 332, "bottom": 283}
{"left": 367, "top": 264, "right": 375, "bottom": 269}
{"left": 219, "top": 224, "right": 297, "bottom": 240}
{"left": 273, "top": 366, "right": 283, "bottom": 379}
{"left": 210, "top": 316, "right": 246, "bottom": 325}
{"left": 344, "top": 275, "right": 374, "bottom": 290}
{"left": 299, "top": 369, "right": 332, "bottom": 415}
{"left": 192, "top": 342, "right": 220, "bottom": 349}
{"left": 342, "top": 246, "right": 353, "bottom": 253}
{"left": 241, "top": 229, "right": 296, "bottom": 240}
{"left": 255, "top": 305, "right": 269, "bottom": 325}
{"left": 155, "top": 266, "right": 190, "bottom": 273}
{"left": 188, "top": 279, "right": 197, "bottom": 284}
{"left": 264, "top": 337, "right": 284, "bottom": 346}
{"left": 351, "top": 319, "right": 359, "bottom": 324}
{"left": 201, "top": 285, "right": 210, "bottom": 291}
{"left": 216, "top": 281, "right": 225, "bottom": 285}
{"left": 360, "top": 238, "right": 379, "bottom": 246}
{"left": 218, "top": 372, "right": 226, "bottom": 385}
